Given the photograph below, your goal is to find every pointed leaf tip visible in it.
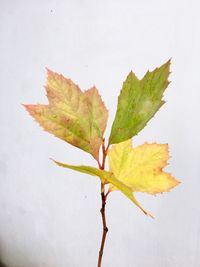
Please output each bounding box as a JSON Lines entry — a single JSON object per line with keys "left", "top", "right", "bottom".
{"left": 52, "top": 158, "right": 153, "bottom": 216}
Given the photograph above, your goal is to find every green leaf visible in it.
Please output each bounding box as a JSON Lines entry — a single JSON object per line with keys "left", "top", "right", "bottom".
{"left": 23, "top": 69, "right": 108, "bottom": 160}
{"left": 109, "top": 60, "right": 171, "bottom": 144}
{"left": 52, "top": 159, "right": 152, "bottom": 216}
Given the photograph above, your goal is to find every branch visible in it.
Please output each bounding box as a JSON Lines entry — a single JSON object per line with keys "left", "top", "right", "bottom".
{"left": 97, "top": 184, "right": 108, "bottom": 267}
{"left": 97, "top": 140, "right": 110, "bottom": 267}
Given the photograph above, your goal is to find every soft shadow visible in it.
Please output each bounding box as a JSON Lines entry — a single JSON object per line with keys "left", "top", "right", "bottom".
{"left": 0, "top": 261, "right": 8, "bottom": 267}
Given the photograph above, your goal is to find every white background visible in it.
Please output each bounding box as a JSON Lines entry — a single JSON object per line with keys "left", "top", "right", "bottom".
{"left": 0, "top": 0, "right": 199, "bottom": 266}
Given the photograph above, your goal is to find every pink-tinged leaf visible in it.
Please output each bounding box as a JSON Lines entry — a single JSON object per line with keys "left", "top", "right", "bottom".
{"left": 23, "top": 70, "right": 108, "bottom": 160}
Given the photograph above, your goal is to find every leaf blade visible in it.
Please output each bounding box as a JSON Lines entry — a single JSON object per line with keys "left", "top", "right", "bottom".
{"left": 109, "top": 60, "right": 171, "bottom": 144}
{"left": 108, "top": 139, "right": 180, "bottom": 195}
{"left": 52, "top": 159, "right": 151, "bottom": 216}
{"left": 24, "top": 70, "right": 108, "bottom": 160}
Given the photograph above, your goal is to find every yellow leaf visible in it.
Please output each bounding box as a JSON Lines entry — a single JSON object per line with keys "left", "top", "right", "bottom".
{"left": 52, "top": 159, "right": 152, "bottom": 217}
{"left": 108, "top": 139, "right": 180, "bottom": 212}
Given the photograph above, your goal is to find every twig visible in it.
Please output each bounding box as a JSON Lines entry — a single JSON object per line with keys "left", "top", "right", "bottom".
{"left": 97, "top": 183, "right": 108, "bottom": 267}
{"left": 97, "top": 139, "right": 110, "bottom": 267}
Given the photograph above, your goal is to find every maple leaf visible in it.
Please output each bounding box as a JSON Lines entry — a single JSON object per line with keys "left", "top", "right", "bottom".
{"left": 108, "top": 139, "right": 180, "bottom": 211}
{"left": 52, "top": 160, "right": 151, "bottom": 216}
{"left": 23, "top": 69, "right": 108, "bottom": 160}
{"left": 109, "top": 60, "right": 171, "bottom": 144}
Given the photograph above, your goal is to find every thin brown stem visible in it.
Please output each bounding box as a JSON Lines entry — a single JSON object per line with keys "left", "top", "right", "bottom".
{"left": 105, "top": 143, "right": 110, "bottom": 154}
{"left": 101, "top": 139, "right": 106, "bottom": 170}
{"left": 97, "top": 183, "right": 108, "bottom": 267}
{"left": 97, "top": 159, "right": 102, "bottom": 169}
{"left": 104, "top": 189, "right": 111, "bottom": 199}
{"left": 97, "top": 139, "right": 110, "bottom": 267}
